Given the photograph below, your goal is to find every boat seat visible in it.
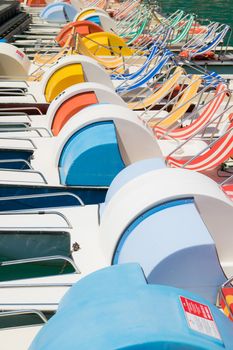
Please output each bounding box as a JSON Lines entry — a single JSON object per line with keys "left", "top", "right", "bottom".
{"left": 59, "top": 121, "right": 125, "bottom": 186}
{"left": 113, "top": 198, "right": 226, "bottom": 303}
{"left": 56, "top": 20, "right": 103, "bottom": 47}
{"left": 44, "top": 63, "right": 85, "bottom": 103}
{"left": 40, "top": 3, "right": 77, "bottom": 23}
{"left": 51, "top": 91, "right": 98, "bottom": 136}
{"left": 82, "top": 32, "right": 133, "bottom": 57}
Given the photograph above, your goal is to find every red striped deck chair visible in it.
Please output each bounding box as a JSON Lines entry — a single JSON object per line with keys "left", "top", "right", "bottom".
{"left": 221, "top": 184, "right": 233, "bottom": 200}
{"left": 167, "top": 119, "right": 233, "bottom": 171}
{"left": 154, "top": 83, "right": 227, "bottom": 140}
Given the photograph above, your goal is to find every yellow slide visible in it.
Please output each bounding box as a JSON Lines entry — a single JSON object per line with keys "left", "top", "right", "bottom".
{"left": 150, "top": 74, "right": 202, "bottom": 128}
{"left": 128, "top": 67, "right": 184, "bottom": 110}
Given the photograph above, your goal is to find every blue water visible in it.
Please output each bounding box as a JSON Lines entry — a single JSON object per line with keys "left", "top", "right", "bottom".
{"left": 158, "top": 0, "right": 233, "bottom": 45}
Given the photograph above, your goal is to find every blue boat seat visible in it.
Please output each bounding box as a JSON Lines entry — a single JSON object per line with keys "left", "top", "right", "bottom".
{"left": 40, "top": 3, "right": 77, "bottom": 23}
{"left": 113, "top": 199, "right": 226, "bottom": 303}
{"left": 59, "top": 121, "right": 125, "bottom": 186}
{"left": 85, "top": 15, "right": 101, "bottom": 26}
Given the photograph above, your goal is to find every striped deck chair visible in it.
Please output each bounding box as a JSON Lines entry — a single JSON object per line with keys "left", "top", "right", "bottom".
{"left": 221, "top": 184, "right": 233, "bottom": 200}
{"left": 116, "top": 51, "right": 172, "bottom": 93}
{"left": 148, "top": 75, "right": 202, "bottom": 128}
{"left": 113, "top": 0, "right": 141, "bottom": 21}
{"left": 111, "top": 43, "right": 159, "bottom": 81}
{"left": 128, "top": 66, "right": 184, "bottom": 110}
{"left": 154, "top": 83, "right": 227, "bottom": 140}
{"left": 187, "top": 25, "right": 230, "bottom": 58}
{"left": 167, "top": 119, "right": 233, "bottom": 171}
{"left": 170, "top": 14, "right": 195, "bottom": 45}
{"left": 125, "top": 16, "right": 150, "bottom": 46}
{"left": 111, "top": 45, "right": 159, "bottom": 80}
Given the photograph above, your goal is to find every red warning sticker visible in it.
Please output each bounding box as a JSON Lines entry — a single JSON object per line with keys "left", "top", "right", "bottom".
{"left": 16, "top": 50, "right": 25, "bottom": 59}
{"left": 180, "top": 296, "right": 222, "bottom": 341}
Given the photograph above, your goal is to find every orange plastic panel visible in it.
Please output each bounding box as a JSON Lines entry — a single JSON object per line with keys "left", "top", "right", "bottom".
{"left": 27, "top": 0, "right": 46, "bottom": 7}
{"left": 56, "top": 21, "right": 104, "bottom": 47}
{"left": 52, "top": 91, "right": 98, "bottom": 135}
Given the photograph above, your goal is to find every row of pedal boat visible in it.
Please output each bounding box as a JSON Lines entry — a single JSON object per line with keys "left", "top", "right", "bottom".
{"left": 0, "top": 0, "right": 233, "bottom": 349}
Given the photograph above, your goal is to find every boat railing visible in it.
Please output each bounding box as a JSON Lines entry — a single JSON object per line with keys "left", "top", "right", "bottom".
{"left": 0, "top": 126, "right": 53, "bottom": 137}
{"left": 0, "top": 107, "right": 43, "bottom": 118}
{"left": 0, "top": 192, "right": 85, "bottom": 207}
{"left": 0, "top": 90, "right": 38, "bottom": 102}
{"left": 0, "top": 77, "right": 29, "bottom": 85}
{"left": 0, "top": 209, "right": 73, "bottom": 229}
{"left": 0, "top": 282, "right": 73, "bottom": 288}
{"left": 0, "top": 87, "right": 27, "bottom": 95}
{"left": 0, "top": 168, "right": 47, "bottom": 184}
{"left": 0, "top": 309, "right": 48, "bottom": 325}
{"left": 0, "top": 89, "right": 28, "bottom": 96}
{"left": 0, "top": 159, "right": 33, "bottom": 169}
{"left": 0, "top": 136, "right": 37, "bottom": 149}
{"left": 0, "top": 123, "right": 30, "bottom": 129}
{"left": 0, "top": 255, "right": 80, "bottom": 274}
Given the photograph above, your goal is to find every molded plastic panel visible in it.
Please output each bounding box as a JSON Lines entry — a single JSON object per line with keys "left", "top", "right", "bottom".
{"left": 45, "top": 64, "right": 84, "bottom": 103}
{"left": 52, "top": 91, "right": 98, "bottom": 135}
{"left": 85, "top": 15, "right": 101, "bottom": 26}
{"left": 56, "top": 20, "right": 103, "bottom": 47}
{"left": 99, "top": 158, "right": 166, "bottom": 218}
{"left": 114, "top": 200, "right": 226, "bottom": 303}
{"left": 30, "top": 264, "right": 233, "bottom": 350}
{"left": 59, "top": 121, "right": 125, "bottom": 186}
{"left": 40, "top": 3, "right": 77, "bottom": 23}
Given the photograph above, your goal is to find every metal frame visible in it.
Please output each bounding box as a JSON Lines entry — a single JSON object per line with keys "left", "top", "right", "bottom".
{"left": 0, "top": 255, "right": 80, "bottom": 274}
{"left": 0, "top": 168, "right": 47, "bottom": 184}
{"left": 0, "top": 191, "right": 84, "bottom": 206}
{"left": 0, "top": 210, "right": 73, "bottom": 229}
{"left": 0, "top": 309, "right": 47, "bottom": 325}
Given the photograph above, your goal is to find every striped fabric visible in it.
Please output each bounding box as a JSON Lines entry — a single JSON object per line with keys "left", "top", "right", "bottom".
{"left": 167, "top": 119, "right": 233, "bottom": 171}
{"left": 154, "top": 83, "right": 227, "bottom": 140}
{"left": 221, "top": 184, "right": 233, "bottom": 200}
{"left": 192, "top": 26, "right": 230, "bottom": 57}
{"left": 219, "top": 287, "right": 233, "bottom": 321}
